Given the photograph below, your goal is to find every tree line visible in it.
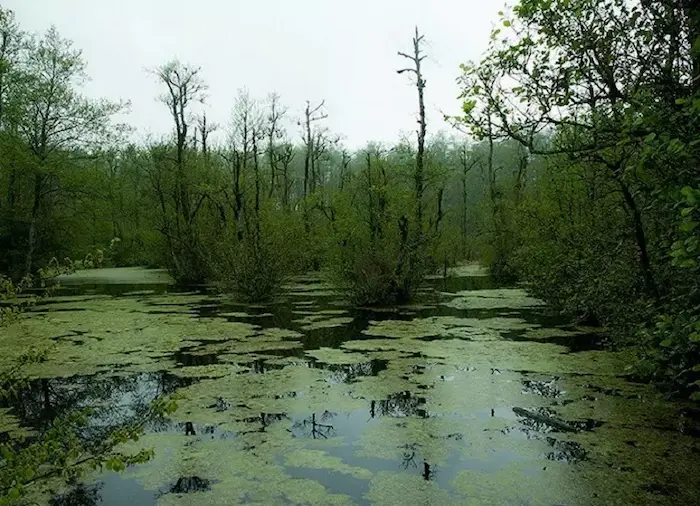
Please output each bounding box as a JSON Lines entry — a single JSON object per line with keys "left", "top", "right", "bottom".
{"left": 2, "top": 0, "right": 700, "bottom": 398}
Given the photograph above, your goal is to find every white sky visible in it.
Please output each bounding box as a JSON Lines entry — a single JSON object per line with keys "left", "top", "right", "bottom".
{"left": 7, "top": 0, "right": 503, "bottom": 148}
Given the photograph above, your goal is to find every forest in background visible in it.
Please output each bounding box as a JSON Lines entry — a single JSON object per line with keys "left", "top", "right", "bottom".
{"left": 0, "top": 0, "right": 699, "bottom": 401}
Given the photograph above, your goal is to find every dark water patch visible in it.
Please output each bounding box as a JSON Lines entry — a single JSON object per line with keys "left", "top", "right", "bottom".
{"left": 51, "top": 283, "right": 175, "bottom": 298}
{"left": 240, "top": 412, "right": 289, "bottom": 433}
{"left": 298, "top": 317, "right": 370, "bottom": 349}
{"left": 158, "top": 476, "right": 214, "bottom": 496}
{"left": 424, "top": 274, "right": 502, "bottom": 294}
{"left": 174, "top": 349, "right": 220, "bottom": 367}
{"left": 369, "top": 391, "right": 429, "bottom": 419}
{"left": 521, "top": 378, "right": 563, "bottom": 398}
{"left": 544, "top": 437, "right": 589, "bottom": 463}
{"left": 585, "top": 383, "right": 623, "bottom": 397}
{"left": 503, "top": 329, "right": 607, "bottom": 352}
{"left": 149, "top": 419, "right": 235, "bottom": 439}
{"left": 291, "top": 412, "right": 338, "bottom": 439}
{"left": 513, "top": 406, "right": 602, "bottom": 434}
{"left": 641, "top": 482, "right": 680, "bottom": 496}
{"left": 310, "top": 358, "right": 388, "bottom": 384}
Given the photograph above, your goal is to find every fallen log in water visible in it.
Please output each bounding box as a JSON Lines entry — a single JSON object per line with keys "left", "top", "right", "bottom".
{"left": 513, "top": 407, "right": 579, "bottom": 432}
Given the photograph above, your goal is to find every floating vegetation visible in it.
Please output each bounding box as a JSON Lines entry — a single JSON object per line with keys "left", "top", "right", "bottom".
{"left": 2, "top": 269, "right": 698, "bottom": 505}
{"left": 443, "top": 288, "right": 545, "bottom": 310}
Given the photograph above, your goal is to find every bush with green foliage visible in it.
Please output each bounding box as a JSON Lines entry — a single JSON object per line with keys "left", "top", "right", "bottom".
{"left": 454, "top": 0, "right": 700, "bottom": 397}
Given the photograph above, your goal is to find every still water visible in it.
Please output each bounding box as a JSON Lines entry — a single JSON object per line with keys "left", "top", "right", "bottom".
{"left": 2, "top": 266, "right": 699, "bottom": 505}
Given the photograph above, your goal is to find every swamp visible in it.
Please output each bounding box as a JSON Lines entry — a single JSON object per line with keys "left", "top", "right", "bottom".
{"left": 2, "top": 0, "right": 700, "bottom": 504}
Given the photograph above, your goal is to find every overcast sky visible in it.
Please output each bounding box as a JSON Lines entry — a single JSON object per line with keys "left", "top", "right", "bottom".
{"left": 7, "top": 0, "right": 502, "bottom": 148}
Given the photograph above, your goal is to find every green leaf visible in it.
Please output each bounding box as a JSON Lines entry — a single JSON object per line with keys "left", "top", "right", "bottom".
{"left": 503, "top": 20, "right": 512, "bottom": 27}
{"left": 679, "top": 221, "right": 698, "bottom": 233}
{"left": 644, "top": 133, "right": 656, "bottom": 143}
{"left": 679, "top": 259, "right": 697, "bottom": 269}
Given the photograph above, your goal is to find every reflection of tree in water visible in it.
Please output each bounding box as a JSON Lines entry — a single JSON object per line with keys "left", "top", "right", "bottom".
{"left": 369, "top": 391, "right": 428, "bottom": 418}
{"left": 243, "top": 412, "right": 288, "bottom": 432}
{"left": 49, "top": 483, "right": 102, "bottom": 506}
{"left": 400, "top": 443, "right": 419, "bottom": 469}
{"left": 158, "top": 476, "right": 212, "bottom": 496}
{"left": 379, "top": 391, "right": 436, "bottom": 483}
{"left": 509, "top": 407, "right": 593, "bottom": 464}
{"left": 316, "top": 359, "right": 388, "bottom": 384}
{"left": 1, "top": 372, "right": 188, "bottom": 451}
{"left": 510, "top": 406, "right": 561, "bottom": 435}
{"left": 520, "top": 378, "right": 562, "bottom": 398}
{"left": 544, "top": 437, "right": 589, "bottom": 463}
{"left": 399, "top": 444, "right": 435, "bottom": 481}
{"left": 291, "top": 411, "right": 336, "bottom": 439}
{"left": 3, "top": 372, "right": 186, "bottom": 429}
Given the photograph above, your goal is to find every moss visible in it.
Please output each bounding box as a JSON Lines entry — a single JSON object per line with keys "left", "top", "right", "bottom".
{"left": 0, "top": 297, "right": 261, "bottom": 377}
{"left": 306, "top": 348, "right": 372, "bottom": 365}
{"left": 284, "top": 449, "right": 372, "bottom": 479}
{"left": 56, "top": 267, "right": 174, "bottom": 285}
{"left": 364, "top": 471, "right": 461, "bottom": 505}
{"left": 257, "top": 328, "right": 304, "bottom": 340}
{"left": 520, "top": 327, "right": 584, "bottom": 340}
{"left": 362, "top": 316, "right": 536, "bottom": 340}
{"left": 169, "top": 364, "right": 248, "bottom": 378}
{"left": 112, "top": 433, "right": 357, "bottom": 506}
{"left": 298, "top": 317, "right": 354, "bottom": 331}
{"left": 220, "top": 312, "right": 274, "bottom": 319}
{"left": 355, "top": 416, "right": 468, "bottom": 465}
{"left": 444, "top": 288, "right": 545, "bottom": 310}
{"left": 450, "top": 464, "right": 577, "bottom": 505}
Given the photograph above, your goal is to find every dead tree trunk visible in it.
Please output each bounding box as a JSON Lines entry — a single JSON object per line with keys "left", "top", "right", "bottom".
{"left": 340, "top": 149, "right": 350, "bottom": 191}
{"left": 266, "top": 94, "right": 285, "bottom": 199}
{"left": 398, "top": 27, "right": 427, "bottom": 239}
{"left": 302, "top": 100, "right": 327, "bottom": 199}
{"left": 458, "top": 144, "right": 478, "bottom": 256}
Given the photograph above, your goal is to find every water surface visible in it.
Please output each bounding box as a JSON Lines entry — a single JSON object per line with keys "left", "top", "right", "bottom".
{"left": 2, "top": 266, "right": 699, "bottom": 505}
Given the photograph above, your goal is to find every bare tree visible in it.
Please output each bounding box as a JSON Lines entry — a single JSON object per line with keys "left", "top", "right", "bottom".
{"left": 196, "top": 112, "right": 217, "bottom": 159}
{"left": 266, "top": 93, "right": 287, "bottom": 199}
{"left": 279, "top": 142, "right": 295, "bottom": 208}
{"left": 301, "top": 100, "right": 328, "bottom": 198}
{"left": 339, "top": 149, "right": 351, "bottom": 191}
{"left": 153, "top": 59, "right": 207, "bottom": 227}
{"left": 458, "top": 143, "right": 479, "bottom": 255}
{"left": 398, "top": 27, "right": 428, "bottom": 236}
{"left": 226, "top": 90, "right": 260, "bottom": 232}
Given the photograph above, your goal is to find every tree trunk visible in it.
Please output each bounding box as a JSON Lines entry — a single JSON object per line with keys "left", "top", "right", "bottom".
{"left": 619, "top": 180, "right": 659, "bottom": 298}
{"left": 415, "top": 40, "right": 426, "bottom": 236}
{"left": 435, "top": 186, "right": 444, "bottom": 234}
{"left": 25, "top": 172, "right": 43, "bottom": 275}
